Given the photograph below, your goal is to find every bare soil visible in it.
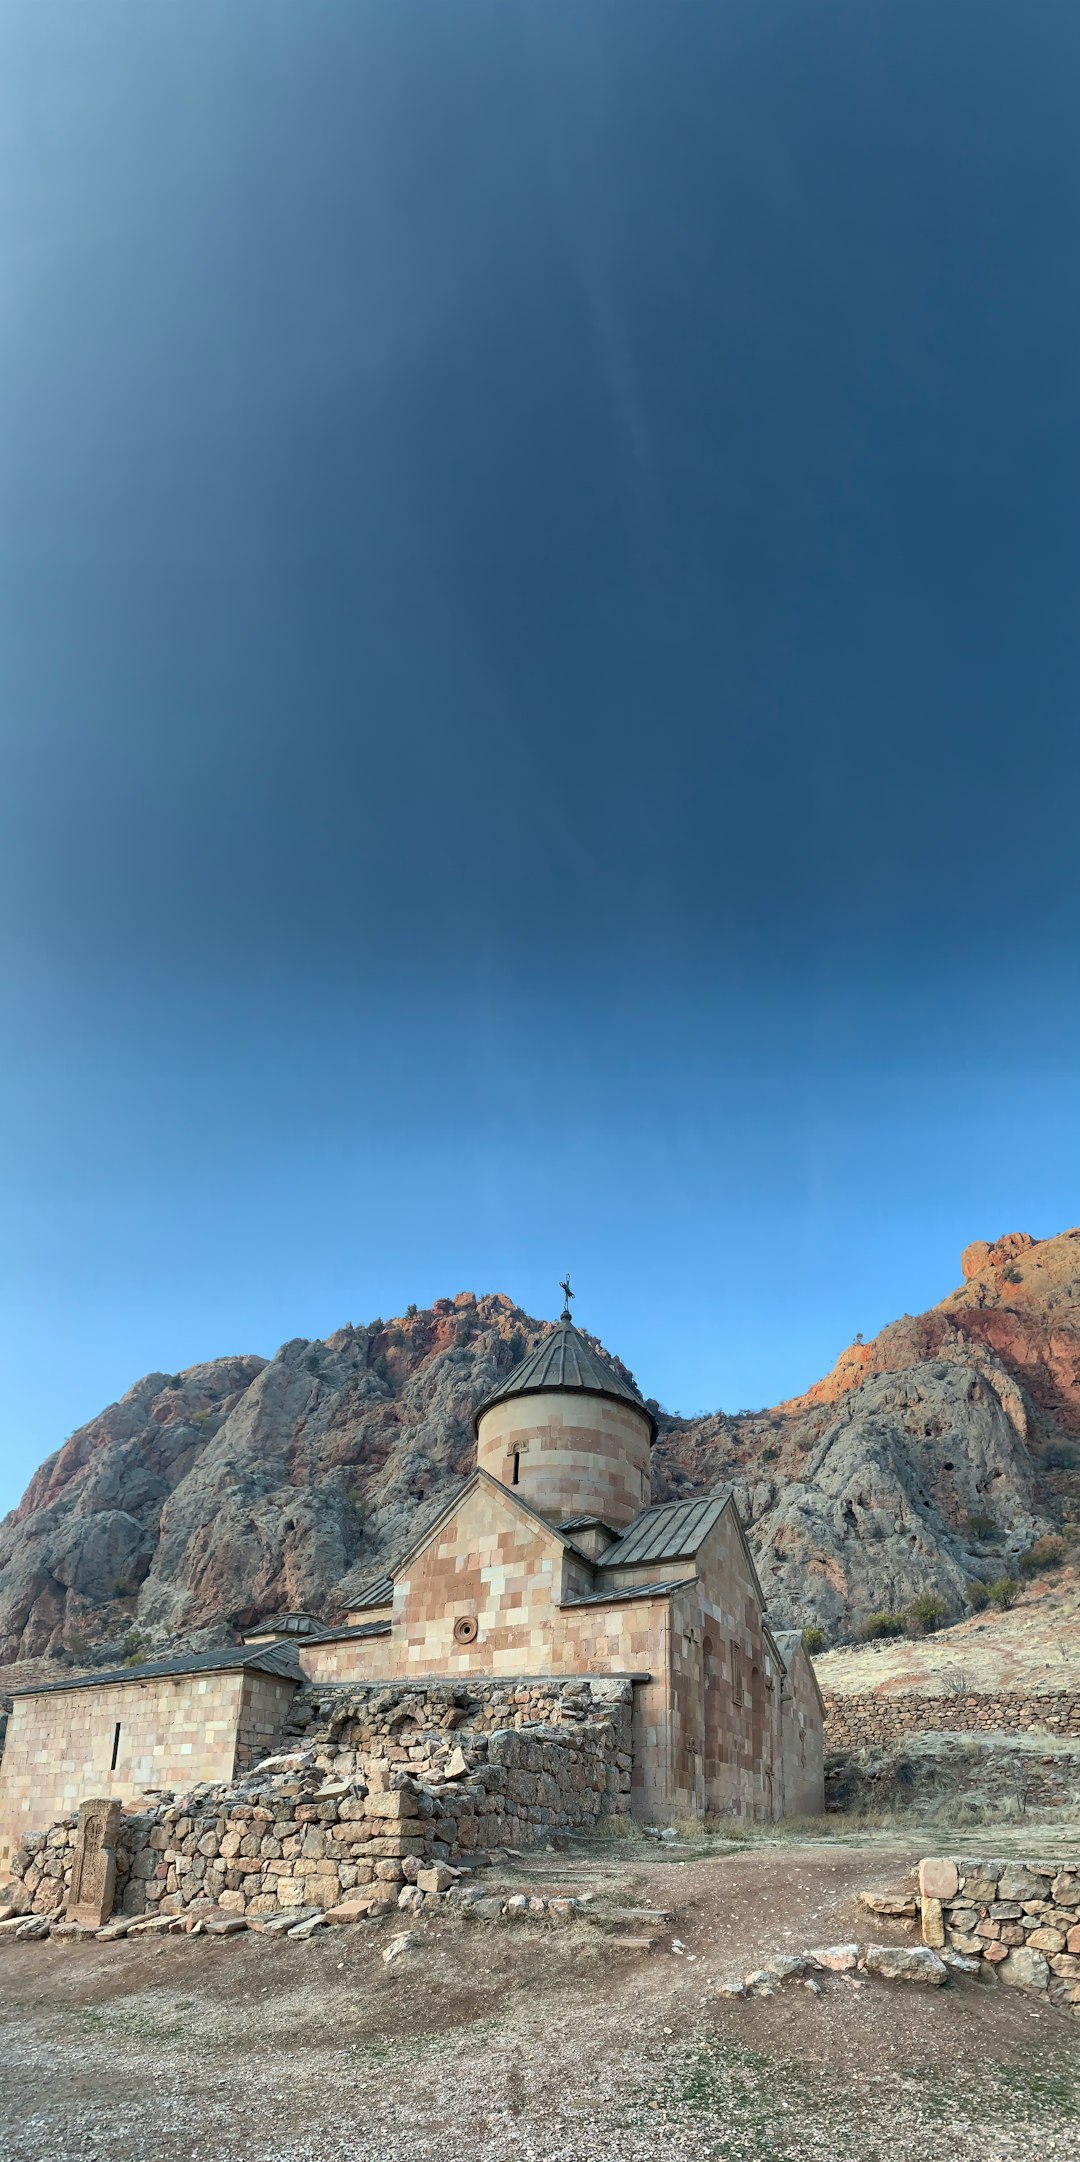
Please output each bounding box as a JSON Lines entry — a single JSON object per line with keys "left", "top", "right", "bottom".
{"left": 3, "top": 1833, "right": 1079, "bottom": 2161}
{"left": 817, "top": 1567, "right": 1080, "bottom": 1696}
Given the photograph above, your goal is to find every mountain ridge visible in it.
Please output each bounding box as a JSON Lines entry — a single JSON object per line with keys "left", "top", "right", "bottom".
{"left": 2, "top": 1236, "right": 1078, "bottom": 1668}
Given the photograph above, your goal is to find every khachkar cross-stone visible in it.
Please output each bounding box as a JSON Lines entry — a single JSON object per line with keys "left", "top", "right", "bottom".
{"left": 68, "top": 1797, "right": 121, "bottom": 1928}
{"left": 559, "top": 1274, "right": 574, "bottom": 1320}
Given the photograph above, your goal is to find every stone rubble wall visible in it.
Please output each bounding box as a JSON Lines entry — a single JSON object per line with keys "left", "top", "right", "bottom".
{"left": 917, "top": 1854, "right": 1080, "bottom": 2017}
{"left": 4, "top": 1676, "right": 633, "bottom": 1923}
{"left": 824, "top": 1690, "right": 1080, "bottom": 1750}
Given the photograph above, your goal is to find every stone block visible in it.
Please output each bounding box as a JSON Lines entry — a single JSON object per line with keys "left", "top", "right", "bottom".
{"left": 1026, "top": 1927, "right": 1066, "bottom": 1954}
{"left": 920, "top": 1898, "right": 945, "bottom": 1949}
{"left": 918, "top": 1859, "right": 958, "bottom": 1902}
{"left": 364, "top": 1791, "right": 419, "bottom": 1821}
{"left": 999, "top": 1946, "right": 1050, "bottom": 1992}
{"left": 276, "top": 1879, "right": 309, "bottom": 1907}
{"left": 998, "top": 1868, "right": 1052, "bottom": 1903}
{"left": 416, "top": 1865, "right": 455, "bottom": 1895}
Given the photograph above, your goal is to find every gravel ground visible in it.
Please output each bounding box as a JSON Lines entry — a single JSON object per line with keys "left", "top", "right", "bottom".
{"left": 2, "top": 1838, "right": 1078, "bottom": 2162}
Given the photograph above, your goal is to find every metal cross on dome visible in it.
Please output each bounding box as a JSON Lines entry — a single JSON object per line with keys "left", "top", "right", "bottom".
{"left": 559, "top": 1274, "right": 574, "bottom": 1320}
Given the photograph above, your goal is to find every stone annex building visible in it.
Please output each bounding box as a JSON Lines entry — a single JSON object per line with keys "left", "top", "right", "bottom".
{"left": 0, "top": 1313, "right": 823, "bottom": 1864}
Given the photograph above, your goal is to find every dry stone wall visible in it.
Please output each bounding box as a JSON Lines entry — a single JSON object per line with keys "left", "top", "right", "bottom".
{"left": 825, "top": 1690, "right": 1080, "bottom": 1750}
{"left": 917, "top": 1854, "right": 1080, "bottom": 2018}
{"left": 3, "top": 1677, "right": 632, "bottom": 1924}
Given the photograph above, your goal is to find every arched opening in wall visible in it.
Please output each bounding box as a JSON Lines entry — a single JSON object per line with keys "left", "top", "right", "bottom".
{"left": 110, "top": 1722, "right": 121, "bottom": 1772}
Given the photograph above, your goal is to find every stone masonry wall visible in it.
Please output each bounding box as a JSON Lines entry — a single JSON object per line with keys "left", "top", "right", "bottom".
{"left": 825, "top": 1690, "right": 1080, "bottom": 1751}
{"left": 4, "top": 1676, "right": 633, "bottom": 1923}
{"left": 917, "top": 1854, "right": 1080, "bottom": 2019}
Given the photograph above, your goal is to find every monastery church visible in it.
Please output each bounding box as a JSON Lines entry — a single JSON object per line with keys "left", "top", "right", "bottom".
{"left": 0, "top": 1306, "right": 823, "bottom": 1862}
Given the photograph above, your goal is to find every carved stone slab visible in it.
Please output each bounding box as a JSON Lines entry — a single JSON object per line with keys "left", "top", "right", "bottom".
{"left": 68, "top": 1798, "right": 121, "bottom": 1928}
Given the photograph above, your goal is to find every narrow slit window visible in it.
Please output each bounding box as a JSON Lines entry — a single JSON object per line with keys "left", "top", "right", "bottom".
{"left": 730, "top": 1644, "right": 744, "bottom": 1707}
{"left": 110, "top": 1721, "right": 121, "bottom": 1772}
{"left": 511, "top": 1449, "right": 520, "bottom": 1486}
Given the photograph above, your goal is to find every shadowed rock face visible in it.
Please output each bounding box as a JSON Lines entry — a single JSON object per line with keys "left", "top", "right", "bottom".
{"left": 2, "top": 1235, "right": 1079, "bottom": 1662}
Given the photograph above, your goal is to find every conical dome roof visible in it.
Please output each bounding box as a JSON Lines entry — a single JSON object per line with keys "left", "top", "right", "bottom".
{"left": 473, "top": 1319, "right": 657, "bottom": 1442}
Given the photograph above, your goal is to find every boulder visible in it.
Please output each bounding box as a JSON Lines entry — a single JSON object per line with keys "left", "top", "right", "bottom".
{"left": 864, "top": 1945, "right": 948, "bottom": 1986}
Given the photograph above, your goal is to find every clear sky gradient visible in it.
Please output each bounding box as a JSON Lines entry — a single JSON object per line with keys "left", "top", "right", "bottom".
{"left": 2, "top": 2, "right": 1079, "bottom": 1515}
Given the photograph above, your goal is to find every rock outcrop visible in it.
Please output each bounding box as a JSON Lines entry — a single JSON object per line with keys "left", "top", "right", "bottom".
{"left": 2, "top": 1234, "right": 1079, "bottom": 1664}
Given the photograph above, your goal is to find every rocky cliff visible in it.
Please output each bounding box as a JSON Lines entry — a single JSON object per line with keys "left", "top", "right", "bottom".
{"left": 2, "top": 1235, "right": 1079, "bottom": 1666}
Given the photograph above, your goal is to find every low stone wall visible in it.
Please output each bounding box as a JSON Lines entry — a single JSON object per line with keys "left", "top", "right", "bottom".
{"left": 825, "top": 1690, "right": 1080, "bottom": 1750}
{"left": 917, "top": 1854, "right": 1080, "bottom": 2017}
{"left": 4, "top": 1676, "right": 633, "bottom": 1924}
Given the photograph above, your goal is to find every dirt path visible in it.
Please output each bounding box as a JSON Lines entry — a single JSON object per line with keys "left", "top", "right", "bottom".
{"left": 2, "top": 1840, "right": 1077, "bottom": 2162}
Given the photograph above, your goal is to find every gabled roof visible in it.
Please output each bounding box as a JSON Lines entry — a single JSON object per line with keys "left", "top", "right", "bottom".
{"left": 385, "top": 1468, "right": 594, "bottom": 1582}
{"left": 597, "top": 1494, "right": 729, "bottom": 1569}
{"left": 10, "top": 1641, "right": 303, "bottom": 1699}
{"left": 473, "top": 1320, "right": 657, "bottom": 1442}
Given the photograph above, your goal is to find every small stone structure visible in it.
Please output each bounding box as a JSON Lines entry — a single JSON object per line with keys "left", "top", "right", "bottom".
{"left": 0, "top": 1645, "right": 299, "bottom": 1863}
{"left": 4, "top": 1677, "right": 632, "bottom": 1924}
{"left": 67, "top": 1797, "right": 121, "bottom": 1928}
{"left": 915, "top": 1854, "right": 1080, "bottom": 2017}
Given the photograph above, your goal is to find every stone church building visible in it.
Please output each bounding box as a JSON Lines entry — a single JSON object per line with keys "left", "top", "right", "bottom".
{"left": 0, "top": 1315, "right": 822, "bottom": 1862}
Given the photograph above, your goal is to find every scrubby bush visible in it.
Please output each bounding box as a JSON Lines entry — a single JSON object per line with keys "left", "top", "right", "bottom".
{"left": 965, "top": 1580, "right": 991, "bottom": 1611}
{"left": 966, "top": 1511, "right": 997, "bottom": 1541}
{"left": 801, "top": 1625, "right": 826, "bottom": 1656}
{"left": 908, "top": 1592, "right": 947, "bottom": 1634}
{"left": 761, "top": 1445, "right": 779, "bottom": 1463}
{"left": 987, "top": 1576, "right": 1020, "bottom": 1610}
{"left": 1041, "top": 1442, "right": 1079, "bottom": 1471}
{"left": 1019, "top": 1534, "right": 1066, "bottom": 1576}
{"left": 864, "top": 1611, "right": 907, "bottom": 1640}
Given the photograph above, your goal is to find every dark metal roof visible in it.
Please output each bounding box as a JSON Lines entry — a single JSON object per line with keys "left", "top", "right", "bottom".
{"left": 556, "top": 1514, "right": 621, "bottom": 1536}
{"left": 347, "top": 1574, "right": 394, "bottom": 1610}
{"left": 304, "top": 1620, "right": 392, "bottom": 1645}
{"left": 10, "top": 1641, "right": 303, "bottom": 1699}
{"left": 561, "top": 1577, "right": 697, "bottom": 1608}
{"left": 598, "top": 1494, "right": 729, "bottom": 1569}
{"left": 473, "top": 1320, "right": 656, "bottom": 1441}
{"left": 241, "top": 1612, "right": 321, "bottom": 1638}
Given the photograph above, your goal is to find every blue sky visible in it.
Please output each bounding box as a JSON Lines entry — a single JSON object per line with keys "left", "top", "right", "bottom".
{"left": 2, "top": 1, "right": 1079, "bottom": 1515}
